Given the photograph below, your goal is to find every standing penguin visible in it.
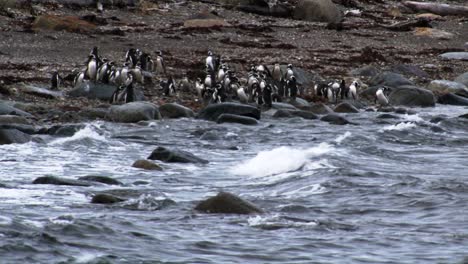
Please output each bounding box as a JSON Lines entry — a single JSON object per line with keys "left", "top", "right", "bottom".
{"left": 262, "top": 84, "right": 273, "bottom": 107}
{"left": 328, "top": 81, "right": 340, "bottom": 103}
{"left": 237, "top": 86, "right": 248, "bottom": 104}
{"left": 272, "top": 63, "right": 282, "bottom": 82}
{"left": 195, "top": 78, "right": 205, "bottom": 99}
{"left": 155, "top": 50, "right": 167, "bottom": 76}
{"left": 285, "top": 64, "right": 294, "bottom": 80}
{"left": 339, "top": 79, "right": 348, "bottom": 100}
{"left": 286, "top": 75, "right": 298, "bottom": 100}
{"left": 86, "top": 55, "right": 98, "bottom": 81}
{"left": 50, "top": 71, "right": 61, "bottom": 90}
{"left": 349, "top": 80, "right": 359, "bottom": 100}
{"left": 73, "top": 70, "right": 85, "bottom": 88}
{"left": 376, "top": 87, "right": 389, "bottom": 106}
{"left": 206, "top": 50, "right": 215, "bottom": 75}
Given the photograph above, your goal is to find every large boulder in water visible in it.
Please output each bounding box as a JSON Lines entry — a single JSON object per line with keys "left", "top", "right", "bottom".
{"left": 0, "top": 129, "right": 31, "bottom": 145}
{"left": 91, "top": 193, "right": 125, "bottom": 204}
{"left": 148, "top": 146, "right": 209, "bottom": 164}
{"left": 388, "top": 86, "right": 436, "bottom": 107}
{"left": 68, "top": 82, "right": 145, "bottom": 101}
{"left": 369, "top": 71, "right": 414, "bottom": 88}
{"left": 197, "top": 102, "right": 260, "bottom": 121}
{"left": 32, "top": 176, "right": 92, "bottom": 186}
{"left": 194, "top": 192, "right": 263, "bottom": 214}
{"left": 455, "top": 72, "right": 468, "bottom": 87}
{"left": 320, "top": 114, "right": 351, "bottom": 125}
{"left": 273, "top": 109, "right": 318, "bottom": 119}
{"left": 132, "top": 159, "right": 163, "bottom": 171}
{"left": 309, "top": 103, "right": 334, "bottom": 115}
{"left": 158, "top": 103, "right": 194, "bottom": 119}
{"left": 216, "top": 113, "right": 259, "bottom": 125}
{"left": 437, "top": 93, "right": 468, "bottom": 106}
{"left": 334, "top": 102, "right": 359, "bottom": 113}
{"left": 293, "top": 0, "right": 342, "bottom": 23}
{"left": 78, "top": 175, "right": 123, "bottom": 185}
{"left": 428, "top": 80, "right": 468, "bottom": 96}
{"left": 107, "top": 102, "right": 161, "bottom": 123}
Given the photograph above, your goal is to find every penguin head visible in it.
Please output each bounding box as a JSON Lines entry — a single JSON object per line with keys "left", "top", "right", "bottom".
{"left": 157, "top": 50, "right": 163, "bottom": 56}
{"left": 287, "top": 64, "right": 293, "bottom": 69}
{"left": 208, "top": 50, "right": 213, "bottom": 56}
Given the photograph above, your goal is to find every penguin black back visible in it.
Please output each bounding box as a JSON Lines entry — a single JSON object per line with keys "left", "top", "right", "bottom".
{"left": 50, "top": 71, "right": 60, "bottom": 90}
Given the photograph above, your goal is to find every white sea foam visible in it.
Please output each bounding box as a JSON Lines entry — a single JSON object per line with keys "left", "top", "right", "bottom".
{"left": 381, "top": 122, "right": 417, "bottom": 132}
{"left": 403, "top": 114, "right": 423, "bottom": 123}
{"left": 277, "top": 183, "right": 327, "bottom": 198}
{"left": 335, "top": 131, "right": 352, "bottom": 144}
{"left": 247, "top": 214, "right": 318, "bottom": 228}
{"left": 50, "top": 124, "right": 106, "bottom": 145}
{"left": 230, "top": 142, "right": 333, "bottom": 178}
{"left": 74, "top": 252, "right": 105, "bottom": 263}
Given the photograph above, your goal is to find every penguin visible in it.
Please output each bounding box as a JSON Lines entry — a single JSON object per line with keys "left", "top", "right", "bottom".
{"left": 339, "top": 79, "right": 348, "bottom": 100}
{"left": 286, "top": 75, "right": 298, "bottom": 100}
{"left": 125, "top": 48, "right": 140, "bottom": 68}
{"left": 328, "top": 81, "right": 340, "bottom": 103}
{"left": 110, "top": 85, "right": 125, "bottom": 104}
{"left": 109, "top": 65, "right": 120, "bottom": 85}
{"left": 251, "top": 83, "right": 263, "bottom": 105}
{"left": 195, "top": 78, "right": 205, "bottom": 98}
{"left": 262, "top": 84, "right": 273, "bottom": 107}
{"left": 50, "top": 71, "right": 61, "bottom": 90}
{"left": 123, "top": 71, "right": 134, "bottom": 88}
{"left": 349, "top": 80, "right": 359, "bottom": 100}
{"left": 272, "top": 63, "right": 282, "bottom": 82}
{"left": 131, "top": 66, "right": 144, "bottom": 84}
{"left": 119, "top": 62, "right": 130, "bottom": 85}
{"left": 85, "top": 55, "right": 97, "bottom": 81}
{"left": 206, "top": 50, "right": 215, "bottom": 75}
{"left": 161, "top": 77, "right": 177, "bottom": 96}
{"left": 237, "top": 86, "right": 248, "bottom": 104}
{"left": 140, "top": 53, "right": 153, "bottom": 72}
{"left": 204, "top": 72, "right": 213, "bottom": 89}
{"left": 73, "top": 70, "right": 85, "bottom": 88}
{"left": 155, "top": 50, "right": 167, "bottom": 76}
{"left": 124, "top": 81, "right": 135, "bottom": 103}
{"left": 89, "top": 46, "right": 102, "bottom": 68}
{"left": 222, "top": 70, "right": 232, "bottom": 91}
{"left": 376, "top": 87, "right": 389, "bottom": 106}
{"left": 180, "top": 76, "right": 191, "bottom": 93}
{"left": 96, "top": 58, "right": 109, "bottom": 82}
{"left": 285, "top": 64, "right": 294, "bottom": 80}
{"left": 247, "top": 72, "right": 258, "bottom": 92}
{"left": 96, "top": 1, "right": 104, "bottom": 13}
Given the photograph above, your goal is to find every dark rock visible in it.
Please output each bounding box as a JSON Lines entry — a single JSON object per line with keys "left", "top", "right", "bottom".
{"left": 389, "top": 64, "right": 430, "bottom": 79}
{"left": 271, "top": 102, "right": 298, "bottom": 111}
{"left": 68, "top": 82, "right": 145, "bottom": 101}
{"left": 377, "top": 114, "right": 399, "bottom": 119}
{"left": 0, "top": 115, "right": 29, "bottom": 125}
{"left": 197, "top": 102, "right": 261, "bottom": 121}
{"left": 0, "top": 129, "right": 31, "bottom": 145}
{"left": 455, "top": 72, "right": 468, "bottom": 87}
{"left": 148, "top": 146, "right": 209, "bottom": 164}
{"left": 273, "top": 109, "right": 318, "bottom": 119}
{"left": 194, "top": 192, "right": 263, "bottom": 214}
{"left": 377, "top": 106, "right": 395, "bottom": 112}
{"left": 47, "top": 124, "right": 85, "bottom": 136}
{"left": 200, "top": 131, "right": 220, "bottom": 141}
{"left": 32, "top": 176, "right": 91, "bottom": 186}
{"left": 430, "top": 116, "right": 446, "bottom": 123}
{"left": 369, "top": 71, "right": 414, "bottom": 88}
{"left": 0, "top": 124, "right": 36, "bottom": 134}
{"left": 334, "top": 102, "right": 359, "bottom": 113}
{"left": 32, "top": 14, "right": 96, "bottom": 34}
{"left": 438, "top": 93, "right": 468, "bottom": 106}
{"left": 91, "top": 193, "right": 125, "bottom": 204}
{"left": 294, "top": 0, "right": 342, "bottom": 23}
{"left": 439, "top": 52, "right": 468, "bottom": 61}
{"left": 216, "top": 113, "right": 259, "bottom": 125}
{"left": 320, "top": 114, "right": 351, "bottom": 125}
{"left": 459, "top": 113, "right": 468, "bottom": 119}
{"left": 132, "top": 159, "right": 163, "bottom": 171}
{"left": 107, "top": 102, "right": 160, "bottom": 123}
{"left": 350, "top": 65, "right": 380, "bottom": 78}
{"left": 159, "top": 103, "right": 195, "bottom": 119}
{"left": 394, "top": 107, "right": 416, "bottom": 115}
{"left": 78, "top": 108, "right": 109, "bottom": 120}
{"left": 78, "top": 175, "right": 123, "bottom": 185}
{"left": 289, "top": 97, "right": 311, "bottom": 109}
{"left": 309, "top": 103, "right": 334, "bottom": 115}
{"left": 0, "top": 101, "right": 33, "bottom": 117}
{"left": 232, "top": 0, "right": 293, "bottom": 18}
{"left": 389, "top": 86, "right": 436, "bottom": 107}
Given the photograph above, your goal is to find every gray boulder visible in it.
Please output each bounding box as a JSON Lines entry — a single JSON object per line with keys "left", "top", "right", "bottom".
{"left": 195, "top": 192, "right": 263, "bottom": 214}
{"left": 197, "top": 102, "right": 261, "bottom": 121}
{"left": 320, "top": 114, "right": 351, "bottom": 125}
{"left": 428, "top": 80, "right": 468, "bottom": 96}
{"left": 91, "top": 193, "right": 125, "bottom": 204}
{"left": 334, "top": 102, "right": 359, "bottom": 113}
{"left": 369, "top": 72, "right": 414, "bottom": 88}
{"left": 350, "top": 66, "right": 380, "bottom": 78}
{"left": 17, "top": 84, "right": 64, "bottom": 99}
{"left": 389, "top": 86, "right": 436, "bottom": 107}
{"left": 455, "top": 72, "right": 468, "bottom": 87}
{"left": 107, "top": 102, "right": 160, "bottom": 123}
{"left": 78, "top": 175, "right": 123, "bottom": 185}
{"left": 271, "top": 102, "right": 298, "bottom": 111}
{"left": 293, "top": 0, "right": 342, "bottom": 23}
{"left": 148, "top": 146, "right": 209, "bottom": 164}
{"left": 439, "top": 52, "right": 468, "bottom": 61}
{"left": 389, "top": 64, "right": 430, "bottom": 79}
{"left": 217, "top": 113, "right": 259, "bottom": 125}
{"left": 273, "top": 109, "right": 318, "bottom": 119}
{"left": 0, "top": 101, "right": 33, "bottom": 117}
{"left": 159, "top": 103, "right": 194, "bottom": 119}
{"left": 68, "top": 82, "right": 145, "bottom": 101}
{"left": 32, "top": 176, "right": 91, "bottom": 186}
{"left": 132, "top": 159, "right": 163, "bottom": 171}
{"left": 309, "top": 103, "right": 334, "bottom": 115}
{"left": 437, "top": 93, "right": 468, "bottom": 106}
{"left": 0, "top": 129, "right": 31, "bottom": 145}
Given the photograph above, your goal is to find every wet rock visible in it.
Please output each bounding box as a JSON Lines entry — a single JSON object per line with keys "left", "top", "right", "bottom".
{"left": 377, "top": 114, "right": 399, "bottom": 119}
{"left": 200, "top": 131, "right": 220, "bottom": 141}
{"left": 413, "top": 27, "right": 454, "bottom": 40}
{"left": 308, "top": 103, "right": 334, "bottom": 115}
{"left": 159, "top": 103, "right": 194, "bottom": 119}
{"left": 91, "top": 193, "right": 125, "bottom": 204}
{"left": 148, "top": 146, "right": 209, "bottom": 164}
{"left": 217, "top": 113, "right": 259, "bottom": 125}
{"left": 197, "top": 102, "right": 261, "bottom": 122}
{"left": 32, "top": 15, "right": 97, "bottom": 34}
{"left": 455, "top": 72, "right": 468, "bottom": 87}
{"left": 350, "top": 65, "right": 380, "bottom": 78}
{"left": 132, "top": 159, "right": 163, "bottom": 171}
{"left": 320, "top": 114, "right": 351, "bottom": 125}
{"left": 289, "top": 98, "right": 311, "bottom": 109}
{"left": 0, "top": 115, "right": 29, "bottom": 125}
{"left": 271, "top": 102, "right": 298, "bottom": 111}
{"left": 47, "top": 124, "right": 85, "bottom": 136}
{"left": 32, "top": 176, "right": 91, "bottom": 186}
{"left": 69, "top": 82, "right": 145, "bottom": 101}
{"left": 78, "top": 175, "right": 123, "bottom": 185}
{"left": 437, "top": 93, "right": 468, "bottom": 106}
{"left": 389, "top": 64, "right": 430, "bottom": 79}
{"left": 0, "top": 101, "right": 33, "bottom": 117}
{"left": 107, "top": 102, "right": 161, "bottom": 123}
{"left": 78, "top": 108, "right": 109, "bottom": 120}
{"left": 394, "top": 107, "right": 416, "bottom": 115}
{"left": 459, "top": 113, "right": 468, "bottom": 119}
{"left": 334, "top": 102, "right": 359, "bottom": 113}
{"left": 294, "top": 0, "right": 342, "bottom": 23}
{"left": 194, "top": 192, "right": 263, "bottom": 214}
{"left": 369, "top": 71, "right": 414, "bottom": 88}
{"left": 230, "top": 0, "right": 293, "bottom": 18}
{"left": 428, "top": 80, "right": 468, "bottom": 95}
{"left": 389, "top": 86, "right": 436, "bottom": 107}
{"left": 439, "top": 52, "right": 468, "bottom": 61}
{"left": 0, "top": 129, "right": 31, "bottom": 145}
{"left": 273, "top": 109, "right": 318, "bottom": 119}
{"left": 17, "top": 84, "right": 64, "bottom": 99}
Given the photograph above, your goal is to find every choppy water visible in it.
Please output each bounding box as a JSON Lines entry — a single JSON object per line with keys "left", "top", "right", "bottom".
{"left": 1, "top": 105, "right": 468, "bottom": 264}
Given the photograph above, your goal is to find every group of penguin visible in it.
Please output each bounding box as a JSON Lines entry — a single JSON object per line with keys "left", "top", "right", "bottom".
{"left": 50, "top": 47, "right": 391, "bottom": 107}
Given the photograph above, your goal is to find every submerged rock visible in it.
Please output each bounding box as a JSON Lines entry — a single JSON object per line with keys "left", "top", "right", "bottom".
{"left": 132, "top": 159, "right": 163, "bottom": 171}
{"left": 91, "top": 193, "right": 125, "bottom": 204}
{"left": 107, "top": 102, "right": 160, "bottom": 123}
{"left": 194, "top": 192, "right": 263, "bottom": 214}
{"left": 197, "top": 102, "right": 261, "bottom": 122}
{"left": 334, "top": 102, "right": 359, "bottom": 113}
{"left": 320, "top": 114, "right": 351, "bottom": 125}
{"left": 437, "top": 93, "right": 468, "bottom": 106}
{"left": 46, "top": 124, "right": 85, "bottom": 136}
{"left": 294, "top": 0, "right": 342, "bottom": 23}
{"left": 309, "top": 103, "right": 334, "bottom": 115}
{"left": 78, "top": 175, "right": 123, "bottom": 185}
{"left": 389, "top": 86, "right": 436, "bottom": 107}
{"left": 159, "top": 103, "right": 195, "bottom": 119}
{"left": 216, "top": 113, "right": 259, "bottom": 125}
{"left": 273, "top": 109, "right": 318, "bottom": 119}
{"left": 0, "top": 129, "right": 31, "bottom": 145}
{"left": 32, "top": 176, "right": 91, "bottom": 186}
{"left": 148, "top": 146, "right": 209, "bottom": 164}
